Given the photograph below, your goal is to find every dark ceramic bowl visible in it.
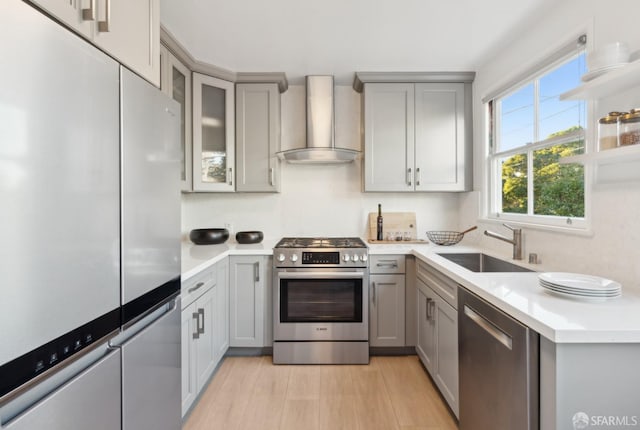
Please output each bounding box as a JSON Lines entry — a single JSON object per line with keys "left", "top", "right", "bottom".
{"left": 235, "top": 231, "right": 264, "bottom": 244}
{"left": 189, "top": 228, "right": 229, "bottom": 245}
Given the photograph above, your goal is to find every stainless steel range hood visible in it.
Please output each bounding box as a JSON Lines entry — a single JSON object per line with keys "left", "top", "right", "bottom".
{"left": 277, "top": 75, "right": 360, "bottom": 164}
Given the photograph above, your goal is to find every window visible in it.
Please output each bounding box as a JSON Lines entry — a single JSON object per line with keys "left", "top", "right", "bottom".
{"left": 487, "top": 37, "right": 588, "bottom": 229}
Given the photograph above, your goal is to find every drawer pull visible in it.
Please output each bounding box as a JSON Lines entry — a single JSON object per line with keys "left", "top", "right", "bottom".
{"left": 187, "top": 281, "right": 205, "bottom": 294}
{"left": 376, "top": 261, "right": 398, "bottom": 268}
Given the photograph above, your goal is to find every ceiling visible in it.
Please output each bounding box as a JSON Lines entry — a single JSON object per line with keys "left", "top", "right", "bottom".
{"left": 160, "top": 0, "right": 556, "bottom": 85}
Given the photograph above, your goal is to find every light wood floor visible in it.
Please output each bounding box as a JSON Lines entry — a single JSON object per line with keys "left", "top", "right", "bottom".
{"left": 183, "top": 355, "right": 459, "bottom": 430}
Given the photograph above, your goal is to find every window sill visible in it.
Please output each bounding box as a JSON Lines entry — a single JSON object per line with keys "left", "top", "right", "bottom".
{"left": 479, "top": 216, "right": 594, "bottom": 238}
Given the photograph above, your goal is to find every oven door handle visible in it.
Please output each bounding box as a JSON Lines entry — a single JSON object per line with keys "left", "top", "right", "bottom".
{"left": 277, "top": 271, "right": 366, "bottom": 280}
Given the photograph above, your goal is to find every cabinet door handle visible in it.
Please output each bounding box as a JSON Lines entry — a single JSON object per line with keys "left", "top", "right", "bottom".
{"left": 228, "top": 167, "right": 233, "bottom": 186}
{"left": 97, "top": 0, "right": 111, "bottom": 32}
{"left": 269, "top": 167, "right": 275, "bottom": 186}
{"left": 192, "top": 312, "right": 200, "bottom": 339}
{"left": 187, "top": 281, "right": 205, "bottom": 294}
{"left": 82, "top": 0, "right": 96, "bottom": 20}
{"left": 198, "top": 308, "right": 205, "bottom": 335}
{"left": 426, "top": 298, "right": 433, "bottom": 320}
{"left": 372, "top": 282, "right": 376, "bottom": 305}
{"left": 254, "top": 262, "right": 260, "bottom": 282}
{"left": 407, "top": 168, "right": 412, "bottom": 186}
{"left": 416, "top": 167, "right": 421, "bottom": 186}
{"left": 429, "top": 299, "right": 435, "bottom": 321}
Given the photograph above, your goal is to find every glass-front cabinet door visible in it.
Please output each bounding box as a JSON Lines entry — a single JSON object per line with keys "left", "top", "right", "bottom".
{"left": 192, "top": 73, "right": 235, "bottom": 192}
{"left": 160, "top": 45, "right": 192, "bottom": 191}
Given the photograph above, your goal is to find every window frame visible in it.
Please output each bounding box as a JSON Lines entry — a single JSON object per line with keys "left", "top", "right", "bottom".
{"left": 486, "top": 42, "right": 591, "bottom": 231}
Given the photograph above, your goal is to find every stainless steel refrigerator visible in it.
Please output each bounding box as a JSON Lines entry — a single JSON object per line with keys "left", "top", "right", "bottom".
{"left": 0, "top": 1, "right": 181, "bottom": 429}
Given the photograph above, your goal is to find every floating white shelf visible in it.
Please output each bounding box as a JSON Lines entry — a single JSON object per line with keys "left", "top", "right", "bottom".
{"left": 560, "top": 145, "right": 640, "bottom": 184}
{"left": 560, "top": 59, "right": 640, "bottom": 101}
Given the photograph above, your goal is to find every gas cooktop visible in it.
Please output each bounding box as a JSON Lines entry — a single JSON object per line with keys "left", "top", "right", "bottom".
{"left": 275, "top": 237, "right": 367, "bottom": 249}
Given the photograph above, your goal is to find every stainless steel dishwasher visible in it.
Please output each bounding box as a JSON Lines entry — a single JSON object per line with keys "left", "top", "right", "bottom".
{"left": 458, "top": 288, "right": 539, "bottom": 430}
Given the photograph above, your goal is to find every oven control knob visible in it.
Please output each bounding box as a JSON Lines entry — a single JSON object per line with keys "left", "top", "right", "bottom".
{"left": 352, "top": 254, "right": 359, "bottom": 262}
{"left": 290, "top": 254, "right": 298, "bottom": 263}
{"left": 361, "top": 254, "right": 368, "bottom": 262}
{"left": 277, "top": 253, "right": 286, "bottom": 262}
{"left": 343, "top": 254, "right": 350, "bottom": 262}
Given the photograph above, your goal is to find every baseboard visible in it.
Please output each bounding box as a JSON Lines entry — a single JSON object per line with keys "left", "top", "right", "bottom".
{"left": 225, "top": 346, "right": 273, "bottom": 357}
{"left": 370, "top": 346, "right": 417, "bottom": 356}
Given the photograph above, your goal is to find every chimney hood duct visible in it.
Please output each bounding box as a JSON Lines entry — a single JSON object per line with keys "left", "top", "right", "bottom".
{"left": 277, "top": 75, "right": 360, "bottom": 164}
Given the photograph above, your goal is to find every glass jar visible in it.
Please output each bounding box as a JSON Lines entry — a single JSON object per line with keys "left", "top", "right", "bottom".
{"left": 598, "top": 112, "right": 624, "bottom": 151}
{"left": 619, "top": 109, "right": 640, "bottom": 147}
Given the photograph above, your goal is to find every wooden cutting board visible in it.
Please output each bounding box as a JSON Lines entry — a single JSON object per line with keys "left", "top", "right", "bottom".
{"left": 367, "top": 212, "right": 419, "bottom": 242}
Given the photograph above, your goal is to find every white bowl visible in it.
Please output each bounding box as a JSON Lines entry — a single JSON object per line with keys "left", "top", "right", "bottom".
{"left": 588, "top": 42, "right": 630, "bottom": 71}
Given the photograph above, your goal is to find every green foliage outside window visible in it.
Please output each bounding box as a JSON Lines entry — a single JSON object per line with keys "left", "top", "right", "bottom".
{"left": 501, "top": 126, "right": 585, "bottom": 217}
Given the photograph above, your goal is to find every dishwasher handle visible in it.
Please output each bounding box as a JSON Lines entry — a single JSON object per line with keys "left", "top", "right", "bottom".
{"left": 464, "top": 304, "right": 513, "bottom": 350}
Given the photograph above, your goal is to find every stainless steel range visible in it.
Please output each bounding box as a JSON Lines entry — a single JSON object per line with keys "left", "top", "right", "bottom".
{"left": 272, "top": 237, "right": 369, "bottom": 364}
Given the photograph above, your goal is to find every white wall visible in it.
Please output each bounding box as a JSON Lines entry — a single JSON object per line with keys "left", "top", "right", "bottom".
{"left": 182, "top": 85, "right": 461, "bottom": 241}
{"left": 462, "top": 0, "right": 640, "bottom": 290}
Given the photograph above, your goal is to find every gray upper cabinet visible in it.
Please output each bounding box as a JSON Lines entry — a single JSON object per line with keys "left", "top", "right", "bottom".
{"left": 235, "top": 83, "right": 281, "bottom": 192}
{"left": 414, "top": 83, "right": 469, "bottom": 191}
{"left": 30, "top": 0, "right": 160, "bottom": 86}
{"left": 192, "top": 73, "right": 235, "bottom": 192}
{"left": 160, "top": 45, "right": 192, "bottom": 192}
{"left": 361, "top": 74, "right": 473, "bottom": 192}
{"left": 363, "top": 83, "right": 415, "bottom": 192}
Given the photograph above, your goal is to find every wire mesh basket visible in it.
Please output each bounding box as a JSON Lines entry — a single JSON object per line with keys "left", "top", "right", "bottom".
{"left": 426, "top": 226, "right": 477, "bottom": 246}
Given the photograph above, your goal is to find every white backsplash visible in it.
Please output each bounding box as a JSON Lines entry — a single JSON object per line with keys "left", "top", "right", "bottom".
{"left": 182, "top": 163, "right": 460, "bottom": 241}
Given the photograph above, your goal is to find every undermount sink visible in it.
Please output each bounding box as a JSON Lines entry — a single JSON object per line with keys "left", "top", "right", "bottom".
{"left": 437, "top": 253, "right": 533, "bottom": 273}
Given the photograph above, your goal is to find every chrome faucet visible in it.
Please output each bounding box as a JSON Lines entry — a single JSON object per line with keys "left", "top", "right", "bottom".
{"left": 484, "top": 223, "right": 523, "bottom": 260}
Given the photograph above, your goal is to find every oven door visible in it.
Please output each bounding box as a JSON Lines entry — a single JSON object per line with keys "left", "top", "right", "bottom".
{"left": 274, "top": 270, "right": 369, "bottom": 341}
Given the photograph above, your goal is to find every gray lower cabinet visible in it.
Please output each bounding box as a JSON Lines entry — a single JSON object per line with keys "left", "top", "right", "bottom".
{"left": 370, "top": 255, "right": 406, "bottom": 347}
{"left": 235, "top": 83, "right": 281, "bottom": 192}
{"left": 415, "top": 260, "right": 459, "bottom": 418}
{"left": 181, "top": 258, "right": 229, "bottom": 417}
{"left": 363, "top": 81, "right": 472, "bottom": 192}
{"left": 229, "top": 256, "right": 267, "bottom": 347}
{"left": 215, "top": 257, "right": 230, "bottom": 360}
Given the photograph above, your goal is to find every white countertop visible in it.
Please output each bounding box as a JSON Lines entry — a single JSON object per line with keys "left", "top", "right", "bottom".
{"left": 181, "top": 239, "right": 277, "bottom": 280}
{"left": 408, "top": 245, "right": 640, "bottom": 344}
{"left": 182, "top": 239, "right": 640, "bottom": 344}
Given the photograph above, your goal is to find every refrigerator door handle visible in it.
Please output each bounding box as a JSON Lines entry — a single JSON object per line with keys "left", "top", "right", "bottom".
{"left": 0, "top": 345, "right": 119, "bottom": 427}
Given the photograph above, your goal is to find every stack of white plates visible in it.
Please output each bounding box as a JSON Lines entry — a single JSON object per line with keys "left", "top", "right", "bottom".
{"left": 539, "top": 272, "right": 622, "bottom": 299}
